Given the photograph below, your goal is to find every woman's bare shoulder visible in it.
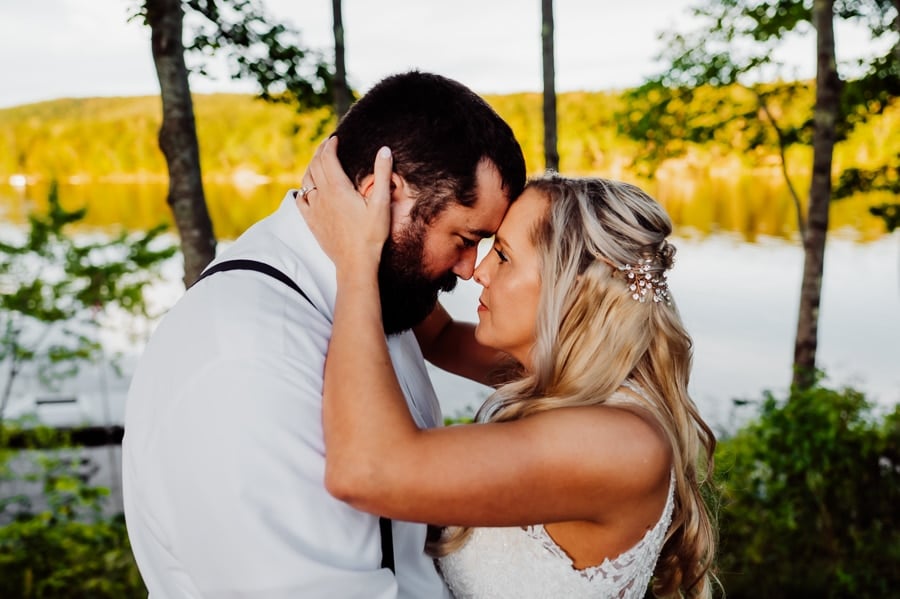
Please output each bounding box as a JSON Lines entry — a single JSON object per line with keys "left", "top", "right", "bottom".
{"left": 526, "top": 403, "right": 673, "bottom": 496}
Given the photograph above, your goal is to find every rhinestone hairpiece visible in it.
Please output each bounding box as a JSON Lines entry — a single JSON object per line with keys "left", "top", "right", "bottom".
{"left": 618, "top": 258, "right": 671, "bottom": 304}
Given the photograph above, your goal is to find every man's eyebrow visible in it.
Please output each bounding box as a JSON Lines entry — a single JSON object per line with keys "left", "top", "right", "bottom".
{"left": 468, "top": 228, "right": 495, "bottom": 239}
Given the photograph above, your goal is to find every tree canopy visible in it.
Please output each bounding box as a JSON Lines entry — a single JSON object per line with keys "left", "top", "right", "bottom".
{"left": 617, "top": 0, "right": 899, "bottom": 389}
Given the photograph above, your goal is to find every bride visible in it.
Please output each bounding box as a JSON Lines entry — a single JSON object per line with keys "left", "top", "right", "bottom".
{"left": 299, "top": 138, "right": 717, "bottom": 599}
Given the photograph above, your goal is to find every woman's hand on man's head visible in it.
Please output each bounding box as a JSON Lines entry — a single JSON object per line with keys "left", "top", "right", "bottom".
{"left": 298, "top": 136, "right": 393, "bottom": 271}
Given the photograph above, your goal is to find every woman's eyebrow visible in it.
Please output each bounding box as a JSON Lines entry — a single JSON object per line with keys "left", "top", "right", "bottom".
{"left": 493, "top": 233, "right": 510, "bottom": 249}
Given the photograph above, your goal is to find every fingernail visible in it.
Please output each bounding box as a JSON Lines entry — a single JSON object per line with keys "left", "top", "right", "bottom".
{"left": 378, "top": 146, "right": 392, "bottom": 159}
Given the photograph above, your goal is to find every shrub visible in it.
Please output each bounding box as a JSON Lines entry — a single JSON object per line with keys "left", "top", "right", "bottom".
{"left": 0, "top": 424, "right": 146, "bottom": 598}
{"left": 715, "top": 384, "right": 900, "bottom": 598}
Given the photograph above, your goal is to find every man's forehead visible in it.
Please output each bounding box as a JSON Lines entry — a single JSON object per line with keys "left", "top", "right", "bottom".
{"left": 471, "top": 159, "right": 513, "bottom": 232}
{"left": 467, "top": 227, "right": 499, "bottom": 239}
{"left": 456, "top": 195, "right": 509, "bottom": 236}
{"left": 433, "top": 161, "right": 510, "bottom": 234}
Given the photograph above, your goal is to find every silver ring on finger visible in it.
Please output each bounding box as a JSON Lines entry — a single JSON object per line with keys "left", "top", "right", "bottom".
{"left": 299, "top": 186, "right": 317, "bottom": 202}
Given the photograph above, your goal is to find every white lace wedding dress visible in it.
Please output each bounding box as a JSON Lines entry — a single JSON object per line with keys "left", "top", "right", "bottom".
{"left": 438, "top": 474, "right": 675, "bottom": 598}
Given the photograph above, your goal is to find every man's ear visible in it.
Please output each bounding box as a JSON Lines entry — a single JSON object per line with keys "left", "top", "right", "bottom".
{"left": 358, "top": 171, "right": 404, "bottom": 201}
{"left": 359, "top": 172, "right": 415, "bottom": 230}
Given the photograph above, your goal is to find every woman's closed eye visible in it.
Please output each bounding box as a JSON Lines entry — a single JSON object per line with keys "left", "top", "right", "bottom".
{"left": 493, "top": 246, "right": 508, "bottom": 263}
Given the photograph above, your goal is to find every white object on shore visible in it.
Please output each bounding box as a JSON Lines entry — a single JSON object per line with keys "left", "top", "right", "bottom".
{"left": 9, "top": 174, "right": 27, "bottom": 187}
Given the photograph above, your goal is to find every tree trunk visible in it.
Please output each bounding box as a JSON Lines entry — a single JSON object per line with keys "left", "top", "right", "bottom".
{"left": 793, "top": 0, "right": 839, "bottom": 390}
{"left": 145, "top": 0, "right": 216, "bottom": 287}
{"left": 332, "top": 0, "right": 352, "bottom": 120}
{"left": 541, "top": 0, "right": 559, "bottom": 172}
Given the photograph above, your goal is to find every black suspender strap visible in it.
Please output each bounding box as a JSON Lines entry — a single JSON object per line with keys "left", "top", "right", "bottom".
{"left": 193, "top": 258, "right": 396, "bottom": 574}
{"left": 193, "top": 259, "right": 313, "bottom": 305}
{"left": 379, "top": 516, "right": 395, "bottom": 574}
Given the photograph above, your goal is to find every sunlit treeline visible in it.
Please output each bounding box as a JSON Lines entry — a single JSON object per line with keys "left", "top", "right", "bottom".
{"left": 1, "top": 86, "right": 897, "bottom": 241}
{"left": 3, "top": 86, "right": 898, "bottom": 180}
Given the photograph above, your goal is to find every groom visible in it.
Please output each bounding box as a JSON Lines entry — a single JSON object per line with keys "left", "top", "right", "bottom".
{"left": 122, "top": 71, "right": 526, "bottom": 598}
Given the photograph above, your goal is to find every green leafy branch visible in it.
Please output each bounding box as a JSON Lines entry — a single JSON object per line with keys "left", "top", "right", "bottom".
{"left": 0, "top": 182, "right": 177, "bottom": 428}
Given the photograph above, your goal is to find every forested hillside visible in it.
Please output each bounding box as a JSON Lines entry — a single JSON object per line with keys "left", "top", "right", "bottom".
{"left": 2, "top": 86, "right": 897, "bottom": 184}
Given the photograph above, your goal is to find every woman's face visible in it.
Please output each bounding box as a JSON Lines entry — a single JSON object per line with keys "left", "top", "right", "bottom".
{"left": 473, "top": 187, "right": 548, "bottom": 368}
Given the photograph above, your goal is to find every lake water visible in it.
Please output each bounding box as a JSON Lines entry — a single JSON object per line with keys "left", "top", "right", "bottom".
{"left": 430, "top": 232, "right": 900, "bottom": 430}
{"left": 2, "top": 181, "right": 899, "bottom": 435}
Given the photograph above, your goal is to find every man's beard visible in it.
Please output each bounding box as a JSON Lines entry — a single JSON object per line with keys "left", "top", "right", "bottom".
{"left": 378, "top": 219, "right": 458, "bottom": 336}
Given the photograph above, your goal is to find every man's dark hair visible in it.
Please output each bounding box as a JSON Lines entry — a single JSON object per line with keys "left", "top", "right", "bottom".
{"left": 334, "top": 71, "right": 526, "bottom": 222}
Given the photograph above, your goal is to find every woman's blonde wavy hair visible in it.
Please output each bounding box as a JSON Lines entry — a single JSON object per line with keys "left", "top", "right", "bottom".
{"left": 428, "top": 174, "right": 717, "bottom": 598}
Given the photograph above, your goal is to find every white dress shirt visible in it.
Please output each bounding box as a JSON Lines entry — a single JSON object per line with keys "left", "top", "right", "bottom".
{"left": 123, "top": 191, "right": 452, "bottom": 598}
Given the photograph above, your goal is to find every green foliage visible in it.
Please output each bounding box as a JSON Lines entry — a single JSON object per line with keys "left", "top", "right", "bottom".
{"left": 444, "top": 414, "right": 475, "bottom": 426}
{"left": 835, "top": 156, "right": 900, "bottom": 198}
{"left": 0, "top": 424, "right": 145, "bottom": 598}
{"left": 715, "top": 384, "right": 900, "bottom": 598}
{"left": 0, "top": 514, "right": 145, "bottom": 598}
{"left": 133, "top": 0, "right": 336, "bottom": 112}
{"left": 838, "top": 0, "right": 900, "bottom": 130}
{"left": 868, "top": 202, "right": 900, "bottom": 231}
{"left": 618, "top": 0, "right": 900, "bottom": 193}
{"left": 0, "top": 182, "right": 177, "bottom": 423}
{"left": 833, "top": 158, "right": 900, "bottom": 231}
{"left": 618, "top": 81, "right": 811, "bottom": 174}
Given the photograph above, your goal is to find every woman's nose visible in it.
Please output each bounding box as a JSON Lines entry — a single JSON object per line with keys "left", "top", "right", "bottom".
{"left": 473, "top": 254, "right": 492, "bottom": 286}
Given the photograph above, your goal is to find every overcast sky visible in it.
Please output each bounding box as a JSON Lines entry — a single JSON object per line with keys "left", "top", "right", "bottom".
{"left": 0, "top": 0, "right": 888, "bottom": 108}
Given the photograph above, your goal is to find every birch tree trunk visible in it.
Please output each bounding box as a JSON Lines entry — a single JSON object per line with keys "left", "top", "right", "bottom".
{"left": 541, "top": 0, "right": 559, "bottom": 172}
{"left": 792, "top": 0, "right": 839, "bottom": 389}
{"left": 145, "top": 0, "right": 216, "bottom": 287}
{"left": 332, "top": 0, "right": 352, "bottom": 120}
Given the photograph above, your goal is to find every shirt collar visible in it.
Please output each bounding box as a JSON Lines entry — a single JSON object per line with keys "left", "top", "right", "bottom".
{"left": 267, "top": 189, "right": 338, "bottom": 320}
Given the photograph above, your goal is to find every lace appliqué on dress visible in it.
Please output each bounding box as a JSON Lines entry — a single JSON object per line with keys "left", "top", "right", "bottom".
{"left": 439, "top": 472, "right": 676, "bottom": 599}
{"left": 524, "top": 470, "right": 675, "bottom": 596}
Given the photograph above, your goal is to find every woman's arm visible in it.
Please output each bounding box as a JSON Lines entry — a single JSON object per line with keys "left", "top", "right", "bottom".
{"left": 414, "top": 303, "right": 509, "bottom": 386}
{"left": 299, "top": 139, "right": 670, "bottom": 528}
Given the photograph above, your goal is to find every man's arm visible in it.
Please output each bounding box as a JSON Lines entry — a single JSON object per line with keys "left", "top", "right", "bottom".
{"left": 414, "top": 303, "right": 509, "bottom": 386}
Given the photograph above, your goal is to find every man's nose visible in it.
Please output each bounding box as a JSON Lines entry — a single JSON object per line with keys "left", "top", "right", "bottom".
{"left": 451, "top": 247, "right": 479, "bottom": 280}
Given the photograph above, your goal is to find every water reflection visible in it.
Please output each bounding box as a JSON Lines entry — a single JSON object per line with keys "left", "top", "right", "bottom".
{"left": 1, "top": 180, "right": 898, "bottom": 432}
{"left": 433, "top": 233, "right": 900, "bottom": 430}
{"left": 0, "top": 175, "right": 894, "bottom": 242}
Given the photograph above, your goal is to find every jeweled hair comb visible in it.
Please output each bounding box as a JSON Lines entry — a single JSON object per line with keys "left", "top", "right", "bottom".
{"left": 618, "top": 258, "right": 671, "bottom": 304}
